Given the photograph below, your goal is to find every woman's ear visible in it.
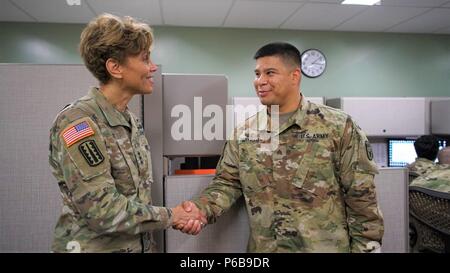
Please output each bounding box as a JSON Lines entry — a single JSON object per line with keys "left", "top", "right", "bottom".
{"left": 105, "top": 58, "right": 123, "bottom": 80}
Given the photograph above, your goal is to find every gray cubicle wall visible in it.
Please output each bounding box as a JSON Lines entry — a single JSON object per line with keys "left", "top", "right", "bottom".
{"left": 164, "top": 175, "right": 249, "bottom": 252}
{"left": 431, "top": 99, "right": 450, "bottom": 135}
{"left": 0, "top": 64, "right": 142, "bottom": 252}
{"left": 374, "top": 168, "right": 409, "bottom": 253}
{"left": 162, "top": 74, "right": 228, "bottom": 157}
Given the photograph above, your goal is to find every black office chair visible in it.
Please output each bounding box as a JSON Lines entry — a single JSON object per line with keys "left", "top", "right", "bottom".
{"left": 408, "top": 172, "right": 419, "bottom": 185}
{"left": 409, "top": 186, "right": 450, "bottom": 253}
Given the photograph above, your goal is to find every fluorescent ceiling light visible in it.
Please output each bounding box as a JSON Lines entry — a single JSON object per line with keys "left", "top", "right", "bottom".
{"left": 341, "top": 0, "right": 380, "bottom": 5}
{"left": 66, "top": 0, "right": 81, "bottom": 6}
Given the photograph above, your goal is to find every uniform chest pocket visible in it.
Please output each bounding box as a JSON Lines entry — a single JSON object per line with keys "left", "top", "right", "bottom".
{"left": 293, "top": 161, "right": 337, "bottom": 201}
{"left": 290, "top": 143, "right": 336, "bottom": 201}
{"left": 105, "top": 134, "right": 140, "bottom": 194}
{"left": 134, "top": 134, "right": 151, "bottom": 181}
{"left": 238, "top": 141, "right": 271, "bottom": 194}
{"left": 116, "top": 139, "right": 141, "bottom": 183}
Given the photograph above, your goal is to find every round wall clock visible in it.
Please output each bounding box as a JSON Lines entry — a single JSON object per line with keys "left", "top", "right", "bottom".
{"left": 301, "top": 49, "right": 326, "bottom": 78}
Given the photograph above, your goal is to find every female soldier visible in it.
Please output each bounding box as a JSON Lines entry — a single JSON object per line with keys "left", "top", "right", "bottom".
{"left": 49, "top": 13, "right": 204, "bottom": 253}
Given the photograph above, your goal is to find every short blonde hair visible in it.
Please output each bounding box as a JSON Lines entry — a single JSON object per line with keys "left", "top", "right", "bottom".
{"left": 79, "top": 13, "right": 153, "bottom": 84}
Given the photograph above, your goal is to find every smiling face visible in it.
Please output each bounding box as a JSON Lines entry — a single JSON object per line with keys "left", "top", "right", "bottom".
{"left": 120, "top": 51, "right": 158, "bottom": 95}
{"left": 253, "top": 55, "right": 301, "bottom": 113}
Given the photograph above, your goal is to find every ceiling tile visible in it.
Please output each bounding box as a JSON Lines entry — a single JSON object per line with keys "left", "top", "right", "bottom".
{"left": 162, "top": 0, "right": 233, "bottom": 27}
{"left": 87, "top": 0, "right": 162, "bottom": 25}
{"left": 380, "top": 0, "right": 448, "bottom": 8}
{"left": 281, "top": 3, "right": 365, "bottom": 30}
{"left": 224, "top": 0, "right": 301, "bottom": 28}
{"left": 388, "top": 8, "right": 450, "bottom": 33}
{"left": 12, "top": 0, "right": 95, "bottom": 23}
{"left": 335, "top": 6, "right": 427, "bottom": 32}
{"left": 1, "top": 0, "right": 450, "bottom": 35}
{"left": 0, "top": 0, "right": 35, "bottom": 22}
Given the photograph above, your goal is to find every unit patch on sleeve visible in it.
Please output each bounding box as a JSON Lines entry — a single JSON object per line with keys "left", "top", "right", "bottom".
{"left": 78, "top": 140, "right": 104, "bottom": 166}
{"left": 365, "top": 141, "right": 374, "bottom": 161}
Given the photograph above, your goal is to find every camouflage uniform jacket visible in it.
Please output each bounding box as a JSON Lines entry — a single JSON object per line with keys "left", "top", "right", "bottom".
{"left": 407, "top": 158, "right": 438, "bottom": 178}
{"left": 193, "top": 98, "right": 384, "bottom": 253}
{"left": 410, "top": 168, "right": 450, "bottom": 193}
{"left": 49, "top": 87, "right": 172, "bottom": 253}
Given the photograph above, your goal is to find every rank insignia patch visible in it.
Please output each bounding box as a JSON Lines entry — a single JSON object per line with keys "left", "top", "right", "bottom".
{"left": 62, "top": 121, "right": 94, "bottom": 147}
{"left": 78, "top": 140, "right": 104, "bottom": 166}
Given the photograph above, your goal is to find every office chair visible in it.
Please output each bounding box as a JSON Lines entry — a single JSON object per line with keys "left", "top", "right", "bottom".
{"left": 409, "top": 186, "right": 450, "bottom": 253}
{"left": 408, "top": 173, "right": 419, "bottom": 185}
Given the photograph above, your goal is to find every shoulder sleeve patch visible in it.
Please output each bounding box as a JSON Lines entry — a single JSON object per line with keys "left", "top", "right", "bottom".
{"left": 78, "top": 140, "right": 104, "bottom": 166}
{"left": 365, "top": 140, "right": 374, "bottom": 161}
{"left": 61, "top": 118, "right": 95, "bottom": 147}
{"left": 355, "top": 126, "right": 378, "bottom": 175}
{"left": 61, "top": 117, "right": 109, "bottom": 180}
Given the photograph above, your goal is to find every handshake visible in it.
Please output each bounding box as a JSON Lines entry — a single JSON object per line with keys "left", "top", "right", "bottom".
{"left": 171, "top": 201, "right": 207, "bottom": 235}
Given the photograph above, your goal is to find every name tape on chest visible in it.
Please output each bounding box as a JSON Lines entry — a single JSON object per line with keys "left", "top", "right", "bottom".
{"left": 240, "top": 130, "right": 329, "bottom": 143}
{"left": 295, "top": 132, "right": 329, "bottom": 140}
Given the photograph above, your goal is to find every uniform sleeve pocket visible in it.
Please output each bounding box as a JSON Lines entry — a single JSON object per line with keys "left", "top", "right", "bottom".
{"left": 66, "top": 137, "right": 109, "bottom": 180}
{"left": 61, "top": 118, "right": 110, "bottom": 181}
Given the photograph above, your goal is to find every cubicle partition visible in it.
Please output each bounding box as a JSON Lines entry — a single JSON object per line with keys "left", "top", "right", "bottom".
{"left": 374, "top": 168, "right": 409, "bottom": 253}
{"left": 431, "top": 99, "right": 450, "bottom": 135}
{"left": 164, "top": 175, "right": 249, "bottom": 253}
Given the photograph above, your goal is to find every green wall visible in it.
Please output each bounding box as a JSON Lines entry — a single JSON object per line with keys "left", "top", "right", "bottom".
{"left": 1, "top": 22, "right": 449, "bottom": 97}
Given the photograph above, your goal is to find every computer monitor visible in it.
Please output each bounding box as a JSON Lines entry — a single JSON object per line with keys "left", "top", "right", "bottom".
{"left": 388, "top": 139, "right": 447, "bottom": 167}
{"left": 388, "top": 139, "right": 416, "bottom": 167}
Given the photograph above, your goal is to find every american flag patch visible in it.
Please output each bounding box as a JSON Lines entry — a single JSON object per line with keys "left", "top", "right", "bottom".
{"left": 62, "top": 121, "right": 95, "bottom": 147}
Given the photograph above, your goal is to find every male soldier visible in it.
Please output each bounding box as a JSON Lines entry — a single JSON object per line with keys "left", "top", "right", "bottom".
{"left": 409, "top": 152, "right": 450, "bottom": 253}
{"left": 49, "top": 14, "right": 204, "bottom": 253}
{"left": 407, "top": 135, "right": 441, "bottom": 180}
{"left": 410, "top": 168, "right": 450, "bottom": 193}
{"left": 176, "top": 42, "right": 384, "bottom": 252}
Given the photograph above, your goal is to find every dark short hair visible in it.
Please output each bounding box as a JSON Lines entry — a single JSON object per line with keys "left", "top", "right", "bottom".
{"left": 253, "top": 42, "right": 301, "bottom": 68}
{"left": 414, "top": 135, "right": 440, "bottom": 161}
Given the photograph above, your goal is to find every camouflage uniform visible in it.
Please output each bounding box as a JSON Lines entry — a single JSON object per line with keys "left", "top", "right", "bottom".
{"left": 49, "top": 87, "right": 172, "bottom": 253}
{"left": 407, "top": 158, "right": 438, "bottom": 178}
{"left": 193, "top": 97, "right": 384, "bottom": 253}
{"left": 410, "top": 168, "right": 450, "bottom": 193}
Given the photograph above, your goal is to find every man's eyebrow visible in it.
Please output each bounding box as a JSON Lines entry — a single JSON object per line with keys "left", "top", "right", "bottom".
{"left": 255, "top": 67, "right": 277, "bottom": 72}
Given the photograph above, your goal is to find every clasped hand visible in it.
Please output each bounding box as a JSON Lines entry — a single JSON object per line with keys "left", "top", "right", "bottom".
{"left": 171, "top": 201, "right": 206, "bottom": 235}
